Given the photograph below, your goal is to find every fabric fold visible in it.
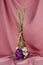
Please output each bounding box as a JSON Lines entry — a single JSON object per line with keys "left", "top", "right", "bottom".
{"left": 0, "top": 1, "right": 43, "bottom": 65}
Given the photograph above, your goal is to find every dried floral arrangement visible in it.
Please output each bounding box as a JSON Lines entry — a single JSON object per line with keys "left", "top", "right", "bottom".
{"left": 14, "top": 9, "right": 32, "bottom": 60}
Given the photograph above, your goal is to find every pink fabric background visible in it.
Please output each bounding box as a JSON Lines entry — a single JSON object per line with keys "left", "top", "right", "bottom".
{"left": 0, "top": 0, "right": 43, "bottom": 65}
{"left": 0, "top": 56, "right": 43, "bottom": 65}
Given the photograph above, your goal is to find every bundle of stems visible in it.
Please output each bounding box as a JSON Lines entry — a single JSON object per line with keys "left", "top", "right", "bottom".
{"left": 18, "top": 8, "right": 26, "bottom": 48}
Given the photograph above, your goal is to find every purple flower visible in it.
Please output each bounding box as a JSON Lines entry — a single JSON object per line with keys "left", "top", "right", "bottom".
{"left": 15, "top": 48, "right": 24, "bottom": 60}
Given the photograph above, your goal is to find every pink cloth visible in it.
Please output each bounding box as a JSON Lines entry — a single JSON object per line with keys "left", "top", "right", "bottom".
{"left": 0, "top": 56, "right": 43, "bottom": 65}
{"left": 0, "top": 0, "right": 43, "bottom": 65}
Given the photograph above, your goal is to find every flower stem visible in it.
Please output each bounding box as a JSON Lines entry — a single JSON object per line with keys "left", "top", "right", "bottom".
{"left": 18, "top": 9, "right": 25, "bottom": 47}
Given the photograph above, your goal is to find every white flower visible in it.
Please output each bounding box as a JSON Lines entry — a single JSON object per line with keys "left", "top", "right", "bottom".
{"left": 22, "top": 47, "right": 28, "bottom": 52}
{"left": 23, "top": 51, "right": 28, "bottom": 57}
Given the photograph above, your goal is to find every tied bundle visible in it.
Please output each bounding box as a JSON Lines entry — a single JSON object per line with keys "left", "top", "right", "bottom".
{"left": 15, "top": 9, "right": 32, "bottom": 60}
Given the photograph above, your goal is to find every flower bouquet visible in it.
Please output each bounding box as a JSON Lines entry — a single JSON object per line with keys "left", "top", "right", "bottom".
{"left": 14, "top": 9, "right": 32, "bottom": 60}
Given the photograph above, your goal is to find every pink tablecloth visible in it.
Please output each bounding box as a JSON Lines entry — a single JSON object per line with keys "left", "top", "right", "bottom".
{"left": 0, "top": 56, "right": 43, "bottom": 65}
